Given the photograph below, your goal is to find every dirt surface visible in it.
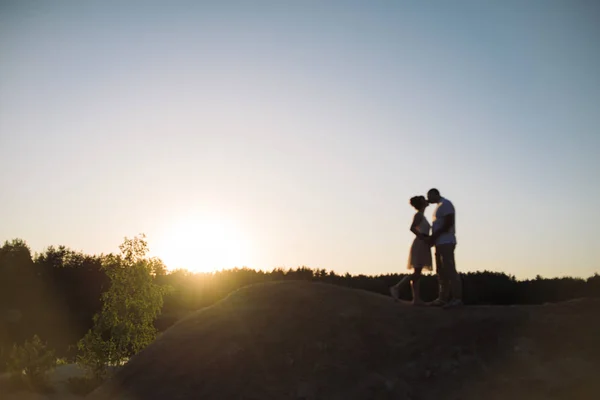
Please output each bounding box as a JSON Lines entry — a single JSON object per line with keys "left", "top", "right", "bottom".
{"left": 84, "top": 281, "right": 600, "bottom": 400}
{"left": 1, "top": 364, "right": 86, "bottom": 400}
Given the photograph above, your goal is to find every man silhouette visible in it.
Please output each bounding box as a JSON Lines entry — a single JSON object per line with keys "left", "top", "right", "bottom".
{"left": 427, "top": 189, "right": 463, "bottom": 308}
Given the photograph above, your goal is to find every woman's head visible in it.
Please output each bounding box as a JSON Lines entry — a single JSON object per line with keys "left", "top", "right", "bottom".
{"left": 410, "top": 195, "right": 427, "bottom": 211}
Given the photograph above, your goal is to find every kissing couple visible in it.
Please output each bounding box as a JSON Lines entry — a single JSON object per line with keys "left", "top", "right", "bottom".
{"left": 390, "top": 188, "right": 463, "bottom": 308}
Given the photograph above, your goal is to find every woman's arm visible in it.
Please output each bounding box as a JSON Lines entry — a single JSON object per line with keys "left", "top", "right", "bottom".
{"left": 410, "top": 213, "right": 427, "bottom": 239}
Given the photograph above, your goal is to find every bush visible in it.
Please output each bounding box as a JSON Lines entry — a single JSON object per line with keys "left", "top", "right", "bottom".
{"left": 56, "top": 357, "right": 69, "bottom": 366}
{"left": 7, "top": 335, "right": 56, "bottom": 390}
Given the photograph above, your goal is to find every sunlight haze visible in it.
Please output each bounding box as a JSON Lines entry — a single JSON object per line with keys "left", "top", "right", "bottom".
{"left": 1, "top": 0, "right": 599, "bottom": 278}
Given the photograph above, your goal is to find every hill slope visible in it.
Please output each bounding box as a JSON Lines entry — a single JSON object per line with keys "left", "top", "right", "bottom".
{"left": 89, "top": 281, "right": 600, "bottom": 400}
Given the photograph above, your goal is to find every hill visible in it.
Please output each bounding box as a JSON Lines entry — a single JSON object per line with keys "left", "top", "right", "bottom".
{"left": 88, "top": 281, "right": 600, "bottom": 400}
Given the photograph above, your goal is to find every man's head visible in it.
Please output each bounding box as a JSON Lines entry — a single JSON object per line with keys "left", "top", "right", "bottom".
{"left": 427, "top": 188, "right": 441, "bottom": 204}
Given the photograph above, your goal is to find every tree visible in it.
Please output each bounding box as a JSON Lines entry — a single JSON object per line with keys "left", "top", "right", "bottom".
{"left": 0, "top": 239, "right": 38, "bottom": 311}
{"left": 34, "top": 246, "right": 109, "bottom": 359}
{"left": 77, "top": 235, "right": 166, "bottom": 378}
{"left": 0, "top": 239, "right": 45, "bottom": 370}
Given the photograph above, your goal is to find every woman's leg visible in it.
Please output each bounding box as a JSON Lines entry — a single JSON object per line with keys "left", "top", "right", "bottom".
{"left": 411, "top": 268, "right": 424, "bottom": 305}
{"left": 390, "top": 274, "right": 411, "bottom": 300}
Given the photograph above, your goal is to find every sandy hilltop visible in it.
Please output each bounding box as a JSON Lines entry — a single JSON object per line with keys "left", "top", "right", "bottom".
{"left": 83, "top": 281, "right": 600, "bottom": 400}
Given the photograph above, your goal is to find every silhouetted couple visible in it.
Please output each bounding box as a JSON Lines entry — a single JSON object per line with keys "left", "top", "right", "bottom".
{"left": 390, "top": 188, "right": 463, "bottom": 308}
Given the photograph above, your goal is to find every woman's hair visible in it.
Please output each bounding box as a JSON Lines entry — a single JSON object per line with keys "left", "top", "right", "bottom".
{"left": 410, "top": 195, "right": 426, "bottom": 210}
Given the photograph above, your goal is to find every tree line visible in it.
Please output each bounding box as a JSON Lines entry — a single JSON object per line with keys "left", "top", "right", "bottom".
{"left": 1, "top": 237, "right": 599, "bottom": 372}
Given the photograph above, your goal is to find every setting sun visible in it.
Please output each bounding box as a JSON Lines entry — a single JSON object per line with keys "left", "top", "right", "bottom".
{"left": 154, "top": 215, "right": 250, "bottom": 273}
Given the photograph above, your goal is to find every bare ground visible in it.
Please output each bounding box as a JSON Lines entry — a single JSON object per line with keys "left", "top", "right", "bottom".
{"left": 1, "top": 364, "right": 86, "bottom": 400}
{"left": 84, "top": 281, "right": 600, "bottom": 400}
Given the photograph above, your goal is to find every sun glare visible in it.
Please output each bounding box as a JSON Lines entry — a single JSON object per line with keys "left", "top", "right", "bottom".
{"left": 154, "top": 216, "right": 250, "bottom": 273}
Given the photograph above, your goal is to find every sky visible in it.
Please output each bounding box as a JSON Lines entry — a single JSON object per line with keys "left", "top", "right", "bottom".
{"left": 1, "top": 0, "right": 599, "bottom": 279}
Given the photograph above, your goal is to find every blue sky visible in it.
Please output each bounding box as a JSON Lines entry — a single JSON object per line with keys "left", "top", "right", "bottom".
{"left": 1, "top": 1, "right": 599, "bottom": 278}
